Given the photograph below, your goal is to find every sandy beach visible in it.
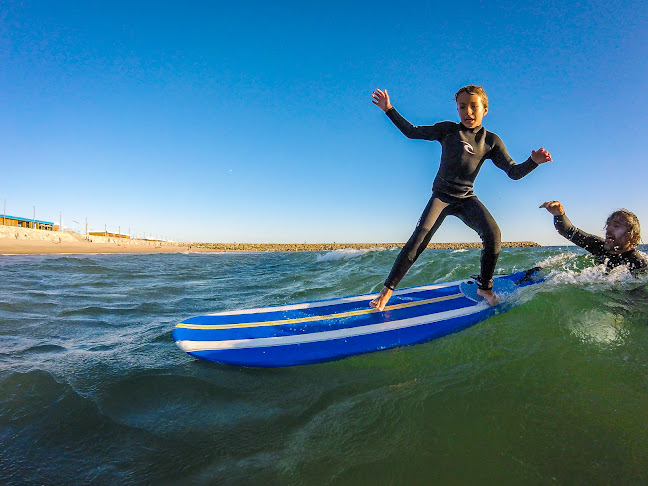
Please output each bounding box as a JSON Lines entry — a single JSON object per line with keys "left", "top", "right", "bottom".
{"left": 0, "top": 226, "right": 540, "bottom": 255}
{"left": 0, "top": 226, "right": 191, "bottom": 254}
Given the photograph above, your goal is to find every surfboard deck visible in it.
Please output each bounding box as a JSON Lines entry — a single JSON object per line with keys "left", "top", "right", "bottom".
{"left": 459, "top": 277, "right": 517, "bottom": 302}
{"left": 173, "top": 267, "right": 543, "bottom": 367}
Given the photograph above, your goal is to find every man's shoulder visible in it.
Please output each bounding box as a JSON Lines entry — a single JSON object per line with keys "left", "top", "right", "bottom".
{"left": 625, "top": 248, "right": 648, "bottom": 276}
{"left": 630, "top": 249, "right": 648, "bottom": 266}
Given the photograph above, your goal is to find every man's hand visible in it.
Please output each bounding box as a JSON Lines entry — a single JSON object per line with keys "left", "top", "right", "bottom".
{"left": 540, "top": 200, "right": 565, "bottom": 216}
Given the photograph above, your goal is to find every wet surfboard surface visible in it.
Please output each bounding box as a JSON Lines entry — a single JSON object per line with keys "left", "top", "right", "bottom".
{"left": 173, "top": 267, "right": 543, "bottom": 367}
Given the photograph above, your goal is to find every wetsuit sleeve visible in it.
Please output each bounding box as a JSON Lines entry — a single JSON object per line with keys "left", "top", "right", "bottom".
{"left": 384, "top": 108, "right": 446, "bottom": 141}
{"left": 628, "top": 251, "right": 648, "bottom": 276}
{"left": 488, "top": 134, "right": 538, "bottom": 180}
{"left": 554, "top": 214, "right": 606, "bottom": 255}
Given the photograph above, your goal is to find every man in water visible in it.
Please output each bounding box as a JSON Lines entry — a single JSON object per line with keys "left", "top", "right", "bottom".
{"left": 540, "top": 200, "right": 648, "bottom": 276}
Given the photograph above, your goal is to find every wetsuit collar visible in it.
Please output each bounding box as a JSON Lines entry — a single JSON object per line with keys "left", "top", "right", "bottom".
{"left": 459, "top": 123, "right": 483, "bottom": 134}
{"left": 618, "top": 248, "right": 638, "bottom": 258}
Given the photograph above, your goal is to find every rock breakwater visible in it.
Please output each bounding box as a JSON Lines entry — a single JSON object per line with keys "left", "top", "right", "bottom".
{"left": 191, "top": 241, "right": 540, "bottom": 252}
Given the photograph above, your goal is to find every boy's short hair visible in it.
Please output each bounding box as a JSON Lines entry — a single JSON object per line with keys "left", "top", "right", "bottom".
{"left": 606, "top": 209, "right": 641, "bottom": 247}
{"left": 455, "top": 85, "right": 488, "bottom": 109}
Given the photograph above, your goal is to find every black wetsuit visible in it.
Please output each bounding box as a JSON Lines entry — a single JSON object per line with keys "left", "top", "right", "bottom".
{"left": 383, "top": 107, "right": 539, "bottom": 290}
{"left": 554, "top": 214, "right": 648, "bottom": 276}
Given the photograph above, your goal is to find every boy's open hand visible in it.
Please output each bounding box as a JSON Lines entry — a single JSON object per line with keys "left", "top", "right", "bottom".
{"left": 531, "top": 147, "right": 552, "bottom": 164}
{"left": 540, "top": 200, "right": 565, "bottom": 216}
{"left": 372, "top": 89, "right": 393, "bottom": 112}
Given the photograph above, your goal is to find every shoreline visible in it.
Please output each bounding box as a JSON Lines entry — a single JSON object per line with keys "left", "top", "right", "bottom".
{"left": 188, "top": 241, "right": 540, "bottom": 252}
{"left": 0, "top": 226, "right": 540, "bottom": 255}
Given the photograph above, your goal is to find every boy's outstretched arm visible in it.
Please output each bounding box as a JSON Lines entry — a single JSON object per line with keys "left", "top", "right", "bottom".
{"left": 372, "top": 89, "right": 393, "bottom": 112}
{"left": 531, "top": 147, "right": 553, "bottom": 164}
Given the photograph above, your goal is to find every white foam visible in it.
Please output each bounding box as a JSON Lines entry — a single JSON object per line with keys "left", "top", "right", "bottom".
{"left": 537, "top": 252, "right": 575, "bottom": 268}
{"left": 547, "top": 263, "right": 643, "bottom": 289}
{"left": 316, "top": 247, "right": 385, "bottom": 262}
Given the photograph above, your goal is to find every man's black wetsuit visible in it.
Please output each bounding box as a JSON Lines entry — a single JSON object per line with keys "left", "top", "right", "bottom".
{"left": 383, "top": 107, "right": 539, "bottom": 291}
{"left": 553, "top": 213, "right": 648, "bottom": 276}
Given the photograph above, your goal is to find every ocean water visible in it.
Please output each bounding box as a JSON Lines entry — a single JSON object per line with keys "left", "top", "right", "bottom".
{"left": 1, "top": 246, "right": 647, "bottom": 485}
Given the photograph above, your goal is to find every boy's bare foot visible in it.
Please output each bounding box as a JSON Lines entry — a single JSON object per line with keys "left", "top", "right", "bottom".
{"left": 370, "top": 286, "right": 393, "bottom": 311}
{"left": 476, "top": 288, "right": 499, "bottom": 306}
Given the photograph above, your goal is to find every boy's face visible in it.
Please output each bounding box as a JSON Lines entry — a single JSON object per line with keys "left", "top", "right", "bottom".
{"left": 456, "top": 92, "right": 488, "bottom": 129}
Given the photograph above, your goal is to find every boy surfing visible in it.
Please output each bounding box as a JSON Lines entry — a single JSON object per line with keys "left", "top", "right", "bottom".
{"left": 370, "top": 85, "right": 552, "bottom": 309}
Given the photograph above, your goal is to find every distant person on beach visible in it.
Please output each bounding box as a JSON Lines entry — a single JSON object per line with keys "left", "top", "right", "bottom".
{"left": 369, "top": 85, "right": 553, "bottom": 309}
{"left": 540, "top": 201, "right": 647, "bottom": 276}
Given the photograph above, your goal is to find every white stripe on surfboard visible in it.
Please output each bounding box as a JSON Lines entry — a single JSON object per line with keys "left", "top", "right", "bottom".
{"left": 175, "top": 301, "right": 488, "bottom": 353}
{"left": 202, "top": 279, "right": 465, "bottom": 316}
{"left": 177, "top": 292, "right": 463, "bottom": 330}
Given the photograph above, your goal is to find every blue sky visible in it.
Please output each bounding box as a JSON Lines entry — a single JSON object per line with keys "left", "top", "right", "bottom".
{"left": 1, "top": 0, "right": 647, "bottom": 245}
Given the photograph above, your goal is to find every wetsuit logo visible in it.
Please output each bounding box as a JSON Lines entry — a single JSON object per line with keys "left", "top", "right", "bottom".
{"left": 461, "top": 141, "right": 475, "bottom": 155}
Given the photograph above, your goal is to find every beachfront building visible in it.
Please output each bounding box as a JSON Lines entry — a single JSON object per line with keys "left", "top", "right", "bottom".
{"left": 88, "top": 231, "right": 131, "bottom": 239}
{"left": 1, "top": 214, "right": 58, "bottom": 231}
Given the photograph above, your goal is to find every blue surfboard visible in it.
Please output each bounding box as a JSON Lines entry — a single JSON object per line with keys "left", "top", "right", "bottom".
{"left": 173, "top": 267, "right": 543, "bottom": 367}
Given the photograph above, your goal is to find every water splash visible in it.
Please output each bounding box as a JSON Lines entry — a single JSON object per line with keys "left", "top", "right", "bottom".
{"left": 315, "top": 248, "right": 385, "bottom": 262}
